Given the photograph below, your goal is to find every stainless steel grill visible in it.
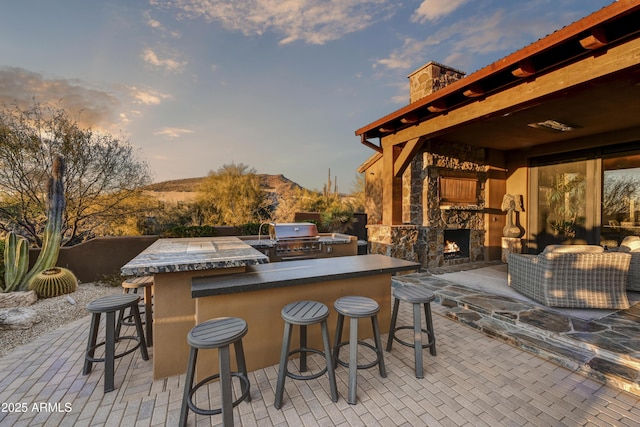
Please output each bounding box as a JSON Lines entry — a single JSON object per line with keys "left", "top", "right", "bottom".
{"left": 269, "top": 222, "right": 322, "bottom": 260}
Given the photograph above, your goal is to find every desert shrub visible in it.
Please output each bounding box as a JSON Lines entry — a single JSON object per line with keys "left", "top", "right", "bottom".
{"left": 163, "top": 225, "right": 217, "bottom": 238}
{"left": 235, "top": 222, "right": 263, "bottom": 236}
{"left": 97, "top": 273, "right": 125, "bottom": 287}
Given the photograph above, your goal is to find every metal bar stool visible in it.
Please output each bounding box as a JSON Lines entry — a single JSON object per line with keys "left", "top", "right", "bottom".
{"left": 179, "top": 317, "right": 251, "bottom": 427}
{"left": 333, "top": 296, "right": 386, "bottom": 405}
{"left": 117, "top": 275, "right": 154, "bottom": 346}
{"left": 386, "top": 286, "right": 437, "bottom": 378}
{"left": 274, "top": 301, "right": 338, "bottom": 409}
{"left": 83, "top": 294, "right": 149, "bottom": 393}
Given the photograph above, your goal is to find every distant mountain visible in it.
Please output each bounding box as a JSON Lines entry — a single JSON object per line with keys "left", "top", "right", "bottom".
{"left": 145, "top": 174, "right": 306, "bottom": 193}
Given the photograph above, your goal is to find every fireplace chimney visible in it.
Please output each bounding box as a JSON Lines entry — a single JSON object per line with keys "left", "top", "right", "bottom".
{"left": 408, "top": 61, "right": 465, "bottom": 103}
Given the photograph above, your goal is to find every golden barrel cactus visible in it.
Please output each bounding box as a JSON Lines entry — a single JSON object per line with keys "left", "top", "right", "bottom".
{"left": 29, "top": 267, "right": 78, "bottom": 299}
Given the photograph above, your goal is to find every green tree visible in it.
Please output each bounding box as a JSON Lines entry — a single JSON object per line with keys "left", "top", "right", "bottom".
{"left": 0, "top": 102, "right": 152, "bottom": 245}
{"left": 196, "top": 162, "right": 271, "bottom": 226}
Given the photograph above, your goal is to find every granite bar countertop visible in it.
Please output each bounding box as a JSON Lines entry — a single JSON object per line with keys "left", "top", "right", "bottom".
{"left": 121, "top": 237, "right": 269, "bottom": 276}
{"left": 191, "top": 254, "right": 420, "bottom": 297}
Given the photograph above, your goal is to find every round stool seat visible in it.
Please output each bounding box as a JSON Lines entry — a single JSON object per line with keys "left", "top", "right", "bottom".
{"left": 87, "top": 294, "right": 140, "bottom": 313}
{"left": 334, "top": 296, "right": 379, "bottom": 318}
{"left": 281, "top": 300, "right": 329, "bottom": 325}
{"left": 393, "top": 286, "right": 435, "bottom": 304}
{"left": 188, "top": 317, "right": 248, "bottom": 349}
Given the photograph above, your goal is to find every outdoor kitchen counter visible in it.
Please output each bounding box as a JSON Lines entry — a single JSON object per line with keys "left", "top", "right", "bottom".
{"left": 192, "top": 254, "right": 418, "bottom": 296}
{"left": 120, "top": 236, "right": 269, "bottom": 380}
{"left": 190, "top": 254, "right": 420, "bottom": 376}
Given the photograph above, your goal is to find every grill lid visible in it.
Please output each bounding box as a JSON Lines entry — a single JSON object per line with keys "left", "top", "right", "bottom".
{"left": 269, "top": 222, "right": 318, "bottom": 241}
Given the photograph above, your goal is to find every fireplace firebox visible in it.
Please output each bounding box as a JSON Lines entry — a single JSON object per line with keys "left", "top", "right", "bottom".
{"left": 443, "top": 229, "right": 470, "bottom": 260}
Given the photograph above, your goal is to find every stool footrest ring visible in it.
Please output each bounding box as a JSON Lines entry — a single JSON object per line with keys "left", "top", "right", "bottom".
{"left": 186, "top": 372, "right": 250, "bottom": 416}
{"left": 334, "top": 341, "right": 382, "bottom": 370}
{"left": 390, "top": 326, "right": 435, "bottom": 349}
{"left": 85, "top": 335, "right": 143, "bottom": 364}
{"left": 120, "top": 310, "right": 146, "bottom": 327}
{"left": 286, "top": 348, "right": 328, "bottom": 380}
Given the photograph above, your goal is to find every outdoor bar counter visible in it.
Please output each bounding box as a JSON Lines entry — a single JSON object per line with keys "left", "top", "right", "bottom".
{"left": 122, "top": 237, "right": 419, "bottom": 380}
{"left": 121, "top": 237, "right": 269, "bottom": 379}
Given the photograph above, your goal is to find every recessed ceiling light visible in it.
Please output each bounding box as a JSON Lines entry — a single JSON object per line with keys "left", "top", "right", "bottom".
{"left": 527, "top": 120, "right": 577, "bottom": 132}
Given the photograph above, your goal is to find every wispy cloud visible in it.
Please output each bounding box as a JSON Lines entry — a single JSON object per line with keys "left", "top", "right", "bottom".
{"left": 411, "top": 0, "right": 469, "bottom": 23}
{"left": 128, "top": 86, "right": 172, "bottom": 105}
{"left": 154, "top": 0, "right": 395, "bottom": 45}
{"left": 142, "top": 48, "right": 187, "bottom": 72}
{"left": 374, "top": 8, "right": 555, "bottom": 74}
{"left": 153, "top": 127, "right": 194, "bottom": 138}
{"left": 373, "top": 35, "right": 439, "bottom": 70}
{"left": 0, "top": 67, "right": 121, "bottom": 129}
{"left": 144, "top": 10, "right": 182, "bottom": 38}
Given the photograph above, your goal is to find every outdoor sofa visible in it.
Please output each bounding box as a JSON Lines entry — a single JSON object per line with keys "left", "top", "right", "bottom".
{"left": 507, "top": 244, "right": 631, "bottom": 309}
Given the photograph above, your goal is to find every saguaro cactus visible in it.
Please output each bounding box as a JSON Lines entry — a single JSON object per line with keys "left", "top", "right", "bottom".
{"left": 21, "top": 157, "right": 66, "bottom": 289}
{"left": 1, "top": 156, "right": 66, "bottom": 292}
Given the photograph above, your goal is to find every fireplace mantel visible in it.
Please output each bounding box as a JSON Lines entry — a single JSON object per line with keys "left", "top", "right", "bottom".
{"left": 439, "top": 205, "right": 482, "bottom": 211}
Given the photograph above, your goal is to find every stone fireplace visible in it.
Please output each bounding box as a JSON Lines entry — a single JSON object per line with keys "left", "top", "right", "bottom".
{"left": 367, "top": 139, "right": 488, "bottom": 269}
{"left": 364, "top": 62, "right": 489, "bottom": 269}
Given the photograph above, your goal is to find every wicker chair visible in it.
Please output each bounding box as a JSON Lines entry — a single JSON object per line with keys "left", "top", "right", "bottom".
{"left": 507, "top": 245, "right": 631, "bottom": 309}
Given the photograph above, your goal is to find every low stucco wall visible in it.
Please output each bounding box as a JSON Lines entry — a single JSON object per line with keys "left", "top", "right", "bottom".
{"left": 29, "top": 236, "right": 159, "bottom": 283}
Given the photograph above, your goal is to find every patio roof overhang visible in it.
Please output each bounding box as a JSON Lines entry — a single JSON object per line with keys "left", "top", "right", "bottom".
{"left": 355, "top": 1, "right": 640, "bottom": 155}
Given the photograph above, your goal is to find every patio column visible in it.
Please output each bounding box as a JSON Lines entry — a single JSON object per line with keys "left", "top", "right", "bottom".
{"left": 382, "top": 139, "right": 403, "bottom": 225}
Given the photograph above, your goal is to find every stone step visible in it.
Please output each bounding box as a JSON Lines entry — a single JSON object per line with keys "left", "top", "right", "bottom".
{"left": 392, "top": 275, "right": 640, "bottom": 397}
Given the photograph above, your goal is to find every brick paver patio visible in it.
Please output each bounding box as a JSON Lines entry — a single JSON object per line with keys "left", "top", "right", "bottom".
{"left": 1, "top": 297, "right": 640, "bottom": 426}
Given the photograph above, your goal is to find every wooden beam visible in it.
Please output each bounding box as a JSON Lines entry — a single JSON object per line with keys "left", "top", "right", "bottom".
{"left": 512, "top": 60, "right": 536, "bottom": 78}
{"left": 427, "top": 100, "right": 448, "bottom": 113}
{"left": 580, "top": 27, "right": 607, "bottom": 50}
{"left": 378, "top": 126, "right": 396, "bottom": 133}
{"left": 393, "top": 137, "right": 422, "bottom": 178}
{"left": 400, "top": 113, "right": 419, "bottom": 124}
{"left": 360, "top": 135, "right": 382, "bottom": 153}
{"left": 463, "top": 84, "right": 485, "bottom": 98}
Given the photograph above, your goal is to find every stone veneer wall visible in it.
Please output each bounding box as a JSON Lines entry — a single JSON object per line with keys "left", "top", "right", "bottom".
{"left": 367, "top": 224, "right": 421, "bottom": 264}
{"left": 408, "top": 62, "right": 465, "bottom": 104}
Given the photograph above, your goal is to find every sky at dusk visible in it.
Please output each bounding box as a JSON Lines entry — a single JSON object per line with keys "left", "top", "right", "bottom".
{"left": 0, "top": 0, "right": 616, "bottom": 191}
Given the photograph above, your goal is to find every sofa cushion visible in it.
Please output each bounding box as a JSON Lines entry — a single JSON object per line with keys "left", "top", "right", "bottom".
{"left": 542, "top": 244, "right": 604, "bottom": 253}
{"left": 619, "top": 236, "right": 640, "bottom": 252}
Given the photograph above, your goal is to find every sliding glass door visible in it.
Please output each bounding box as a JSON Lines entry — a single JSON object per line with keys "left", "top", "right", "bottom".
{"left": 531, "top": 158, "right": 592, "bottom": 250}
{"left": 529, "top": 143, "right": 640, "bottom": 253}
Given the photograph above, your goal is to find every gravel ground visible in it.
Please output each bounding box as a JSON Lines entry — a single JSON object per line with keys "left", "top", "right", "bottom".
{"left": 0, "top": 282, "right": 122, "bottom": 358}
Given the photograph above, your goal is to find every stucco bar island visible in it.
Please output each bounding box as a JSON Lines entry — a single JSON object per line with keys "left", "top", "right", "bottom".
{"left": 122, "top": 237, "right": 419, "bottom": 379}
